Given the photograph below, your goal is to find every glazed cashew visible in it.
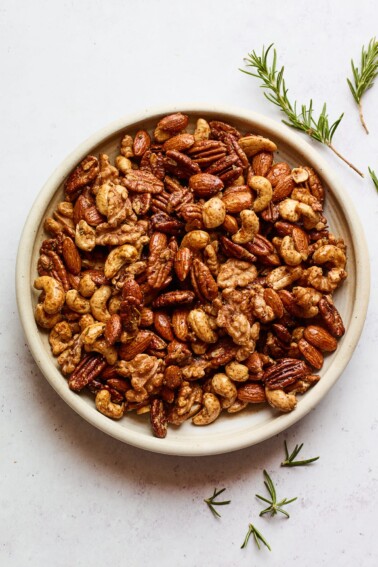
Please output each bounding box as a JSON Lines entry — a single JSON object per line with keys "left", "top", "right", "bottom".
{"left": 85, "top": 339, "right": 118, "bottom": 365}
{"left": 225, "top": 361, "right": 249, "bottom": 382}
{"left": 202, "top": 197, "right": 226, "bottom": 229}
{"left": 34, "top": 303, "right": 62, "bottom": 329}
{"left": 227, "top": 399, "right": 248, "bottom": 413}
{"left": 79, "top": 313, "right": 96, "bottom": 331}
{"left": 248, "top": 175, "right": 273, "bottom": 212}
{"left": 108, "top": 295, "right": 121, "bottom": 314}
{"left": 80, "top": 322, "right": 106, "bottom": 345}
{"left": 278, "top": 199, "right": 300, "bottom": 222}
{"left": 296, "top": 202, "right": 321, "bottom": 230}
{"left": 104, "top": 244, "right": 139, "bottom": 279}
{"left": 187, "top": 309, "right": 218, "bottom": 344}
{"left": 280, "top": 236, "right": 302, "bottom": 266}
{"left": 232, "top": 210, "right": 259, "bottom": 244}
{"left": 192, "top": 392, "right": 221, "bottom": 425}
{"left": 78, "top": 273, "right": 97, "bottom": 298}
{"left": 34, "top": 276, "right": 65, "bottom": 315}
{"left": 65, "top": 289, "right": 91, "bottom": 314}
{"left": 90, "top": 285, "right": 112, "bottom": 322}
{"left": 265, "top": 388, "right": 297, "bottom": 413}
{"left": 75, "top": 220, "right": 96, "bottom": 252}
{"left": 49, "top": 321, "right": 73, "bottom": 355}
{"left": 95, "top": 390, "right": 125, "bottom": 419}
{"left": 211, "top": 373, "right": 237, "bottom": 408}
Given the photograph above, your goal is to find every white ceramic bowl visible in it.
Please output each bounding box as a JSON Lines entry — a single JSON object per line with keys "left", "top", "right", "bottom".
{"left": 16, "top": 105, "right": 370, "bottom": 456}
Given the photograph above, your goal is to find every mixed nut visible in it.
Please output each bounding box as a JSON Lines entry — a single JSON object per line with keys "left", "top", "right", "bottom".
{"left": 33, "top": 112, "right": 347, "bottom": 438}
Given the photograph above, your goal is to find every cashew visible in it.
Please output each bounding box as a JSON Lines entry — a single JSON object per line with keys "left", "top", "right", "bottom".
{"left": 85, "top": 339, "right": 118, "bottom": 365}
{"left": 296, "top": 202, "right": 321, "bottom": 229}
{"left": 80, "top": 322, "right": 106, "bottom": 345}
{"left": 49, "top": 321, "right": 73, "bottom": 355}
{"left": 248, "top": 175, "right": 273, "bottom": 212}
{"left": 104, "top": 244, "right": 139, "bottom": 279}
{"left": 90, "top": 285, "right": 112, "bottom": 322}
{"left": 192, "top": 392, "right": 221, "bottom": 425}
{"left": 232, "top": 210, "right": 259, "bottom": 244}
{"left": 95, "top": 390, "right": 125, "bottom": 419}
{"left": 34, "top": 303, "right": 62, "bottom": 329}
{"left": 78, "top": 273, "right": 97, "bottom": 298}
{"left": 227, "top": 399, "right": 248, "bottom": 413}
{"left": 225, "top": 361, "right": 249, "bottom": 382}
{"left": 279, "top": 199, "right": 300, "bottom": 222}
{"left": 34, "top": 276, "right": 65, "bottom": 315}
{"left": 75, "top": 220, "right": 96, "bottom": 252}
{"left": 211, "top": 373, "right": 237, "bottom": 408}
{"left": 280, "top": 236, "right": 302, "bottom": 266}
{"left": 265, "top": 388, "right": 297, "bottom": 412}
{"left": 202, "top": 197, "right": 226, "bottom": 229}
{"left": 65, "top": 289, "right": 91, "bottom": 314}
{"left": 187, "top": 309, "right": 218, "bottom": 343}
{"left": 238, "top": 135, "right": 277, "bottom": 157}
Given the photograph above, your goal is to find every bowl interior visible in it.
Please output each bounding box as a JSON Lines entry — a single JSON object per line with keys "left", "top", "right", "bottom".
{"left": 18, "top": 107, "right": 369, "bottom": 456}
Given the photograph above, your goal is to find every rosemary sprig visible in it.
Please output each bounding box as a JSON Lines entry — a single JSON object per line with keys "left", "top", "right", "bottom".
{"left": 242, "top": 44, "right": 364, "bottom": 177}
{"left": 347, "top": 37, "right": 378, "bottom": 134}
{"left": 281, "top": 441, "right": 320, "bottom": 467}
{"left": 204, "top": 487, "right": 231, "bottom": 518}
{"left": 241, "top": 523, "right": 271, "bottom": 551}
{"left": 368, "top": 167, "right": 378, "bottom": 192}
{"left": 256, "top": 470, "right": 297, "bottom": 518}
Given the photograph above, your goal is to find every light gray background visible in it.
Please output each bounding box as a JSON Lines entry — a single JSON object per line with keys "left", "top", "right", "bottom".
{"left": 1, "top": 1, "right": 377, "bottom": 565}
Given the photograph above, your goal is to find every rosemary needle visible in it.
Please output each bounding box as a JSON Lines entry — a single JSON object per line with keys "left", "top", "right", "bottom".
{"left": 241, "top": 44, "right": 364, "bottom": 177}
{"left": 241, "top": 523, "right": 271, "bottom": 551}
{"left": 347, "top": 37, "right": 378, "bottom": 134}
{"left": 204, "top": 487, "right": 231, "bottom": 518}
{"left": 256, "top": 470, "right": 297, "bottom": 518}
{"left": 368, "top": 167, "right": 378, "bottom": 192}
{"left": 281, "top": 441, "right": 320, "bottom": 467}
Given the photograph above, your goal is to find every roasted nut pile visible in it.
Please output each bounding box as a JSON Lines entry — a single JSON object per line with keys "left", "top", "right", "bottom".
{"left": 34, "top": 113, "right": 347, "bottom": 438}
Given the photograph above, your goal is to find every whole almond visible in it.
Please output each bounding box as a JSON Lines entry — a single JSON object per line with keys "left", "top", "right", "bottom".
{"left": 163, "top": 365, "right": 183, "bottom": 389}
{"left": 272, "top": 175, "right": 295, "bottom": 202}
{"left": 133, "top": 130, "right": 151, "bottom": 157}
{"left": 298, "top": 338, "right": 324, "bottom": 370}
{"left": 119, "top": 330, "right": 152, "bottom": 361}
{"left": 62, "top": 237, "right": 82, "bottom": 275}
{"left": 222, "top": 214, "right": 239, "bottom": 234}
{"left": 222, "top": 188, "right": 253, "bottom": 213}
{"left": 263, "top": 288, "right": 284, "bottom": 319}
{"left": 303, "top": 325, "right": 338, "bottom": 352}
{"left": 154, "top": 311, "right": 174, "bottom": 341}
{"left": 292, "top": 226, "right": 309, "bottom": 258}
{"left": 157, "top": 112, "right": 189, "bottom": 133}
{"left": 104, "top": 314, "right": 122, "bottom": 346}
{"left": 237, "top": 382, "right": 266, "bottom": 403}
{"left": 252, "top": 151, "right": 274, "bottom": 177}
{"left": 189, "top": 173, "right": 224, "bottom": 197}
{"left": 266, "top": 162, "right": 292, "bottom": 187}
{"left": 163, "top": 133, "right": 195, "bottom": 152}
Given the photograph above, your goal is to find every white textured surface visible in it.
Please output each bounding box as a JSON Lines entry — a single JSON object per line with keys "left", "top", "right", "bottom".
{"left": 1, "top": 0, "right": 377, "bottom": 565}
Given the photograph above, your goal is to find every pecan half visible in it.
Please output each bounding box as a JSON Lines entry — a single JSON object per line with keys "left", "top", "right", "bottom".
{"left": 262, "top": 358, "right": 310, "bottom": 389}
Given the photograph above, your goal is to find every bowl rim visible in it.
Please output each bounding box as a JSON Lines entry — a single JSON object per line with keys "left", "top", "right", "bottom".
{"left": 16, "top": 103, "right": 370, "bottom": 456}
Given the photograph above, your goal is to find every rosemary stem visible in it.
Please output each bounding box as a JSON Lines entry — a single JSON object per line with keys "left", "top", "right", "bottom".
{"left": 358, "top": 101, "right": 369, "bottom": 134}
{"left": 326, "top": 142, "right": 364, "bottom": 177}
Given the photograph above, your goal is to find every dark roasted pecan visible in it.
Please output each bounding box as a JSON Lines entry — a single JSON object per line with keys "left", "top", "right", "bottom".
{"left": 68, "top": 354, "right": 107, "bottom": 392}
{"left": 262, "top": 358, "right": 310, "bottom": 389}
{"left": 220, "top": 236, "right": 257, "bottom": 262}
{"left": 150, "top": 399, "right": 168, "bottom": 438}
{"left": 318, "top": 297, "right": 345, "bottom": 338}
{"left": 152, "top": 290, "right": 196, "bottom": 309}
{"left": 65, "top": 156, "right": 99, "bottom": 198}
